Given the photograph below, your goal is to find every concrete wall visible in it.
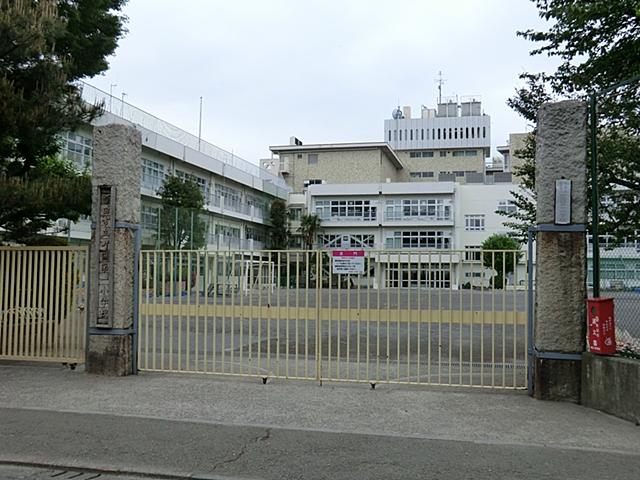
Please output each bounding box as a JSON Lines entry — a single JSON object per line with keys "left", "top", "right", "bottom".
{"left": 284, "top": 149, "right": 402, "bottom": 192}
{"left": 582, "top": 353, "right": 640, "bottom": 424}
{"left": 399, "top": 151, "right": 485, "bottom": 182}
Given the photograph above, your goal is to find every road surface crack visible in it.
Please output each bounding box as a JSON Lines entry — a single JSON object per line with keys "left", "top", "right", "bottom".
{"left": 212, "top": 428, "right": 272, "bottom": 471}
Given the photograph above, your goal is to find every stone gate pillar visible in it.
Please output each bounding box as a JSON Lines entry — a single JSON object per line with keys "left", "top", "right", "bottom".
{"left": 534, "top": 100, "right": 588, "bottom": 401}
{"left": 87, "top": 124, "right": 141, "bottom": 375}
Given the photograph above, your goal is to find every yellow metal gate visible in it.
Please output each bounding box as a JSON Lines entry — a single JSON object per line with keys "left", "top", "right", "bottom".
{"left": 138, "top": 249, "right": 528, "bottom": 388}
{"left": 0, "top": 246, "right": 88, "bottom": 364}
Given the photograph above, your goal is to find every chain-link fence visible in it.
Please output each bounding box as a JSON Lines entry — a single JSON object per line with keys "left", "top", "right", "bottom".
{"left": 590, "top": 75, "right": 640, "bottom": 357}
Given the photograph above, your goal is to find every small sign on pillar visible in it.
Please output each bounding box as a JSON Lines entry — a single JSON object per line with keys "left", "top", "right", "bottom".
{"left": 554, "top": 179, "right": 572, "bottom": 225}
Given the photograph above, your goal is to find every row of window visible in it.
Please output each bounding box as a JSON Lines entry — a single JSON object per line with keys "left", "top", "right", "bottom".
{"left": 141, "top": 205, "right": 266, "bottom": 243}
{"left": 409, "top": 172, "right": 435, "bottom": 178}
{"left": 141, "top": 159, "right": 267, "bottom": 213}
{"left": 385, "top": 199, "right": 452, "bottom": 221}
{"left": 385, "top": 231, "right": 452, "bottom": 249}
{"left": 385, "top": 266, "right": 451, "bottom": 288}
{"left": 389, "top": 126, "right": 487, "bottom": 143}
{"left": 315, "top": 200, "right": 377, "bottom": 220}
{"left": 408, "top": 150, "right": 478, "bottom": 159}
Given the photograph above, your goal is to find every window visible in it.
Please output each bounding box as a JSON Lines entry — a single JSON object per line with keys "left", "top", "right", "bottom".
{"left": 471, "top": 128, "right": 475, "bottom": 139}
{"left": 315, "top": 199, "right": 377, "bottom": 221}
{"left": 466, "top": 127, "right": 469, "bottom": 138}
{"left": 465, "top": 272, "right": 483, "bottom": 278}
{"left": 437, "top": 128, "right": 441, "bottom": 140}
{"left": 308, "top": 153, "right": 318, "bottom": 165}
{"left": 386, "top": 263, "right": 451, "bottom": 288}
{"left": 141, "top": 205, "right": 159, "bottom": 232}
{"left": 497, "top": 200, "right": 517, "bottom": 214}
{"left": 141, "top": 158, "right": 165, "bottom": 191}
{"left": 215, "top": 224, "right": 240, "bottom": 238}
{"left": 386, "top": 231, "right": 452, "bottom": 249}
{"left": 454, "top": 128, "right": 458, "bottom": 139}
{"left": 394, "top": 130, "right": 397, "bottom": 141}
{"left": 410, "top": 151, "right": 435, "bottom": 158}
{"left": 215, "top": 183, "right": 241, "bottom": 210}
{"left": 465, "top": 150, "right": 478, "bottom": 157}
{"left": 464, "top": 245, "right": 482, "bottom": 261}
{"left": 453, "top": 151, "right": 465, "bottom": 157}
{"left": 409, "top": 172, "right": 435, "bottom": 178}
{"left": 465, "top": 214, "right": 485, "bottom": 231}
{"left": 62, "top": 132, "right": 93, "bottom": 169}
{"left": 410, "top": 130, "right": 413, "bottom": 141}
{"left": 443, "top": 128, "right": 447, "bottom": 140}
{"left": 453, "top": 171, "right": 465, "bottom": 177}
{"left": 385, "top": 198, "right": 451, "bottom": 220}
{"left": 289, "top": 207, "right": 303, "bottom": 220}
{"left": 440, "top": 151, "right": 446, "bottom": 157}
{"left": 389, "top": 130, "right": 391, "bottom": 142}
{"left": 477, "top": 127, "right": 481, "bottom": 138}
{"left": 449, "top": 128, "right": 452, "bottom": 139}
{"left": 400, "top": 130, "right": 402, "bottom": 141}
{"left": 483, "top": 127, "right": 486, "bottom": 138}
{"left": 245, "top": 226, "right": 266, "bottom": 243}
{"left": 303, "top": 179, "right": 323, "bottom": 188}
{"left": 421, "top": 129, "right": 424, "bottom": 140}
{"left": 176, "top": 170, "right": 208, "bottom": 198}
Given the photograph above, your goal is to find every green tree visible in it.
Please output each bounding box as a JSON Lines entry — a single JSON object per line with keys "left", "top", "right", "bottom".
{"left": 298, "top": 214, "right": 322, "bottom": 250}
{"left": 158, "top": 176, "right": 206, "bottom": 250}
{"left": 268, "top": 199, "right": 289, "bottom": 249}
{"left": 501, "top": 0, "right": 640, "bottom": 242}
{"left": 482, "top": 234, "right": 522, "bottom": 289}
{"left": 0, "top": 156, "right": 91, "bottom": 244}
{"left": 0, "top": 0, "right": 127, "bottom": 241}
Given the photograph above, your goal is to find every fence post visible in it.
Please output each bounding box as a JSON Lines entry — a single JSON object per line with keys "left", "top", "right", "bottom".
{"left": 87, "top": 124, "right": 142, "bottom": 375}
{"left": 534, "top": 100, "right": 588, "bottom": 401}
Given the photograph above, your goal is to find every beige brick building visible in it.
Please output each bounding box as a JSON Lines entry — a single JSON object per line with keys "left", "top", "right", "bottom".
{"left": 266, "top": 142, "right": 408, "bottom": 193}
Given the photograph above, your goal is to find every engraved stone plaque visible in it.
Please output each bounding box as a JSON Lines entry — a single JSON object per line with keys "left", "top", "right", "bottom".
{"left": 96, "top": 185, "right": 115, "bottom": 326}
{"left": 554, "top": 179, "right": 572, "bottom": 225}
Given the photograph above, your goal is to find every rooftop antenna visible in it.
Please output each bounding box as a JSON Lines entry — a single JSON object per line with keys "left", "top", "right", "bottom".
{"left": 435, "top": 71, "right": 446, "bottom": 104}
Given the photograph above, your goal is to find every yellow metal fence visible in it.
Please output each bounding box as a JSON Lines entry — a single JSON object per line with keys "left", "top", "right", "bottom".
{"left": 138, "top": 249, "right": 528, "bottom": 388}
{"left": 0, "top": 247, "right": 88, "bottom": 364}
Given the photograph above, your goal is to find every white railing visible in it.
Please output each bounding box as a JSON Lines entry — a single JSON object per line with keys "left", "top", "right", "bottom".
{"left": 79, "top": 82, "right": 289, "bottom": 190}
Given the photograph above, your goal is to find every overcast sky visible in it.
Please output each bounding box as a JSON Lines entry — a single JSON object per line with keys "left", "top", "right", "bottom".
{"left": 89, "top": 0, "right": 556, "bottom": 165}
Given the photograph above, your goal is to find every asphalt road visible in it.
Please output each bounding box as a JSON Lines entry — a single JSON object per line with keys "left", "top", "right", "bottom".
{"left": 1, "top": 407, "right": 639, "bottom": 480}
{"left": 2, "top": 364, "right": 640, "bottom": 480}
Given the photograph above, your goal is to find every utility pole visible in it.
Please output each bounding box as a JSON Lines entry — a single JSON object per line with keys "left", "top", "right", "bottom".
{"left": 198, "top": 96, "right": 203, "bottom": 151}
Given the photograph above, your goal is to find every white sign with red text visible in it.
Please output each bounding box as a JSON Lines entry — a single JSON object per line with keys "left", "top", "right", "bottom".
{"left": 332, "top": 250, "right": 365, "bottom": 274}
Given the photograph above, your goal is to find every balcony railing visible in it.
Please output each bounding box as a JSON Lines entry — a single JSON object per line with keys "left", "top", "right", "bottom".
{"left": 384, "top": 238, "right": 452, "bottom": 249}
{"left": 79, "top": 81, "right": 289, "bottom": 190}
{"left": 384, "top": 210, "right": 452, "bottom": 222}
{"left": 317, "top": 214, "right": 377, "bottom": 222}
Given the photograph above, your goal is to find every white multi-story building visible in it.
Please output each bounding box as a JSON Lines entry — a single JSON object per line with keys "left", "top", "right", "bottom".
{"left": 305, "top": 181, "right": 526, "bottom": 289}
{"left": 59, "top": 82, "right": 290, "bottom": 250}
{"left": 383, "top": 98, "right": 493, "bottom": 182}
